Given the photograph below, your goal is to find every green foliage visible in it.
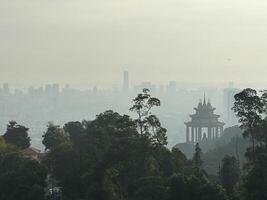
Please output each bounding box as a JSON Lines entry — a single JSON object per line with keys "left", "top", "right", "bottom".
{"left": 42, "top": 122, "right": 68, "bottom": 150}
{"left": 171, "top": 147, "right": 187, "bottom": 172}
{"left": 233, "top": 88, "right": 267, "bottom": 199}
{"left": 130, "top": 176, "right": 166, "bottom": 200}
{"left": 242, "top": 150, "right": 267, "bottom": 200}
{"left": 0, "top": 139, "right": 47, "bottom": 200}
{"left": 63, "top": 121, "right": 84, "bottom": 142}
{"left": 42, "top": 90, "right": 231, "bottom": 200}
{"left": 166, "top": 174, "right": 227, "bottom": 200}
{"left": 130, "top": 88, "right": 167, "bottom": 146}
{"left": 193, "top": 143, "right": 203, "bottom": 170}
{"left": 219, "top": 155, "right": 240, "bottom": 194}
{"left": 203, "top": 135, "right": 248, "bottom": 175}
{"left": 2, "top": 121, "right": 30, "bottom": 149}
{"left": 4, "top": 87, "right": 267, "bottom": 200}
{"left": 233, "top": 88, "right": 263, "bottom": 131}
{"left": 45, "top": 110, "right": 194, "bottom": 200}
{"left": 233, "top": 88, "right": 264, "bottom": 163}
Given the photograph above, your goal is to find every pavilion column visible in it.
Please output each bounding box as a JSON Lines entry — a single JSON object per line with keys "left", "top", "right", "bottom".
{"left": 195, "top": 127, "right": 199, "bottom": 142}
{"left": 220, "top": 126, "right": 224, "bottom": 136}
{"left": 208, "top": 127, "right": 211, "bottom": 140}
{"left": 198, "top": 127, "right": 202, "bottom": 141}
{"left": 215, "top": 127, "right": 219, "bottom": 138}
{"left": 186, "top": 126, "right": 190, "bottom": 143}
{"left": 196, "top": 128, "right": 199, "bottom": 142}
{"left": 197, "top": 128, "right": 199, "bottom": 142}
{"left": 211, "top": 127, "right": 215, "bottom": 140}
{"left": 191, "top": 127, "right": 195, "bottom": 143}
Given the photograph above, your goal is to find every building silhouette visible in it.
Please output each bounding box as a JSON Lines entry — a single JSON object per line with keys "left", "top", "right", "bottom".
{"left": 185, "top": 96, "right": 225, "bottom": 143}
{"left": 166, "top": 81, "right": 177, "bottom": 93}
{"left": 123, "top": 71, "right": 129, "bottom": 92}
{"left": 223, "top": 82, "right": 240, "bottom": 126}
{"left": 3, "top": 83, "right": 10, "bottom": 94}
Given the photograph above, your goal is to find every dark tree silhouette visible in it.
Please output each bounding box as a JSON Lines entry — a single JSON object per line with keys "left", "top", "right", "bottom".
{"left": 130, "top": 88, "right": 167, "bottom": 145}
{"left": 233, "top": 88, "right": 263, "bottom": 163}
{"left": 42, "top": 122, "right": 67, "bottom": 150}
{"left": 193, "top": 143, "right": 203, "bottom": 171}
{"left": 0, "top": 138, "right": 47, "bottom": 200}
{"left": 2, "top": 121, "right": 30, "bottom": 149}
{"left": 64, "top": 121, "right": 84, "bottom": 142}
{"left": 219, "top": 155, "right": 240, "bottom": 193}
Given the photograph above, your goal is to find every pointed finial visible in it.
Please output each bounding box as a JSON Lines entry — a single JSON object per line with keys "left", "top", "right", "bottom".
{"left": 198, "top": 98, "right": 202, "bottom": 108}
{"left": 203, "top": 93, "right": 206, "bottom": 105}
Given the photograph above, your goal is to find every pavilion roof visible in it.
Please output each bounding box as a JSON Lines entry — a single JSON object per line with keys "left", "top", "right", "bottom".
{"left": 185, "top": 97, "right": 225, "bottom": 127}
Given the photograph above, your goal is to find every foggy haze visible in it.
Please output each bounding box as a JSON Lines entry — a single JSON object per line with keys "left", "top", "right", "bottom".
{"left": 1, "top": 0, "right": 267, "bottom": 87}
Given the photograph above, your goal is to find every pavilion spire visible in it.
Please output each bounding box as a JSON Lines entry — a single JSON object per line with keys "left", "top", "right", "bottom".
{"left": 203, "top": 93, "right": 206, "bottom": 106}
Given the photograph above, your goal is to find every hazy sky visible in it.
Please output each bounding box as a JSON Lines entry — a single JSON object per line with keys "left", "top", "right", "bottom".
{"left": 1, "top": 0, "right": 267, "bottom": 88}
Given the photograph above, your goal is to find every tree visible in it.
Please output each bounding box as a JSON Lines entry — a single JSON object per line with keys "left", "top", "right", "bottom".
{"left": 171, "top": 147, "right": 188, "bottom": 173}
{"left": 2, "top": 121, "right": 30, "bottom": 149}
{"left": 45, "top": 111, "right": 140, "bottom": 200}
{"left": 243, "top": 150, "right": 267, "bottom": 200}
{"left": 130, "top": 88, "right": 167, "bottom": 146}
{"left": 166, "top": 174, "right": 227, "bottom": 200}
{"left": 130, "top": 176, "right": 166, "bottom": 200}
{"left": 0, "top": 138, "right": 47, "bottom": 200}
{"left": 42, "top": 122, "right": 67, "bottom": 150}
{"left": 193, "top": 143, "right": 203, "bottom": 171}
{"left": 219, "top": 155, "right": 240, "bottom": 194}
{"left": 63, "top": 121, "right": 84, "bottom": 142}
{"left": 233, "top": 88, "right": 267, "bottom": 199}
{"left": 45, "top": 110, "right": 174, "bottom": 200}
{"left": 233, "top": 88, "right": 263, "bottom": 163}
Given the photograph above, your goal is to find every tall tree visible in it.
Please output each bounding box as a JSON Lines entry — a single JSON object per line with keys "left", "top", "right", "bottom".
{"left": 192, "top": 143, "right": 203, "bottom": 171}
{"left": 2, "top": 121, "right": 30, "bottom": 149}
{"left": 130, "top": 88, "right": 167, "bottom": 145}
{"left": 233, "top": 88, "right": 267, "bottom": 199}
{"left": 63, "top": 121, "right": 84, "bottom": 142}
{"left": 0, "top": 138, "right": 47, "bottom": 200}
{"left": 233, "top": 88, "right": 263, "bottom": 163}
{"left": 243, "top": 150, "right": 267, "bottom": 200}
{"left": 219, "top": 155, "right": 240, "bottom": 194}
{"left": 42, "top": 122, "right": 67, "bottom": 150}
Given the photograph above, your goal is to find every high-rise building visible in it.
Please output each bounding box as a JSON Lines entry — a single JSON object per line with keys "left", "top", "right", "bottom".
{"left": 3, "top": 83, "right": 10, "bottom": 94}
{"left": 223, "top": 82, "right": 240, "bottom": 126}
{"left": 93, "top": 86, "right": 98, "bottom": 94}
{"left": 123, "top": 71, "right": 129, "bottom": 92}
{"left": 45, "top": 83, "right": 60, "bottom": 96}
{"left": 52, "top": 84, "right": 60, "bottom": 95}
{"left": 166, "top": 81, "right": 177, "bottom": 93}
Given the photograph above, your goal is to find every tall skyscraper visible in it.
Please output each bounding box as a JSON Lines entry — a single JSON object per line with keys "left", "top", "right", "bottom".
{"left": 166, "top": 81, "right": 177, "bottom": 93}
{"left": 123, "top": 71, "right": 129, "bottom": 92}
{"left": 3, "top": 83, "right": 10, "bottom": 94}
{"left": 223, "top": 82, "right": 240, "bottom": 126}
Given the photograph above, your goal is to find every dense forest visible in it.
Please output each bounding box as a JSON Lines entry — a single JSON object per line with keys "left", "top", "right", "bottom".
{"left": 0, "top": 88, "right": 267, "bottom": 200}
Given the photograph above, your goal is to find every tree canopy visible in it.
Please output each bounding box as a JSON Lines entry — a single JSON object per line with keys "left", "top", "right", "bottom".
{"left": 0, "top": 138, "right": 47, "bottom": 200}
{"left": 2, "top": 121, "right": 30, "bottom": 149}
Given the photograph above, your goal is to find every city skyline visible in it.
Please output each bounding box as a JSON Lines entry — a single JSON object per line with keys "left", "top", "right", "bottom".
{"left": 1, "top": 69, "right": 267, "bottom": 92}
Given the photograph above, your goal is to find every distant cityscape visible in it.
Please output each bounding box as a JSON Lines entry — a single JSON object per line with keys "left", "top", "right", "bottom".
{"left": 0, "top": 71, "right": 240, "bottom": 149}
